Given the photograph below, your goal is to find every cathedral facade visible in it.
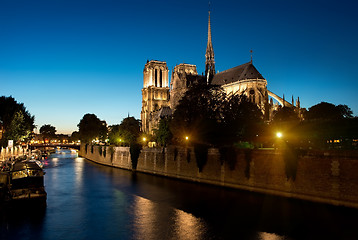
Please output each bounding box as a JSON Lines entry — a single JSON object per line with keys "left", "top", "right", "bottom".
{"left": 141, "top": 11, "right": 301, "bottom": 133}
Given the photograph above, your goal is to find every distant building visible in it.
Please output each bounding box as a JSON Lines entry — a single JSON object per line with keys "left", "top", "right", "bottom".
{"left": 141, "top": 10, "right": 301, "bottom": 133}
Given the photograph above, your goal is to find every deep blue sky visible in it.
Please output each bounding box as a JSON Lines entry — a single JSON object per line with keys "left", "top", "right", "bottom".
{"left": 1, "top": 0, "right": 357, "bottom": 134}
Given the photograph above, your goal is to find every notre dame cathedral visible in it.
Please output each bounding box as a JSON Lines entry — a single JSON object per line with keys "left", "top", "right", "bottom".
{"left": 141, "top": 11, "right": 301, "bottom": 133}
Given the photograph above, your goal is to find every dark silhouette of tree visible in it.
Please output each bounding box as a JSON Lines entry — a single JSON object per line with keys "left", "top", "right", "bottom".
{"left": 336, "top": 104, "right": 353, "bottom": 118}
{"left": 108, "top": 124, "right": 121, "bottom": 145}
{"left": 40, "top": 124, "right": 56, "bottom": 142}
{"left": 305, "top": 102, "right": 353, "bottom": 121}
{"left": 118, "top": 117, "right": 141, "bottom": 145}
{"left": 170, "top": 83, "right": 225, "bottom": 146}
{"left": 108, "top": 117, "right": 140, "bottom": 146}
{"left": 221, "top": 94, "right": 264, "bottom": 145}
{"left": 293, "top": 102, "right": 356, "bottom": 149}
{"left": 70, "top": 131, "right": 80, "bottom": 142}
{"left": 170, "top": 84, "right": 263, "bottom": 146}
{"left": 154, "top": 118, "right": 172, "bottom": 147}
{"left": 78, "top": 113, "right": 107, "bottom": 143}
{"left": 272, "top": 107, "right": 299, "bottom": 123}
{"left": 0, "top": 96, "right": 35, "bottom": 146}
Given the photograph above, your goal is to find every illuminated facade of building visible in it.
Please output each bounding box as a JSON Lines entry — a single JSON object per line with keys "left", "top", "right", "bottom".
{"left": 141, "top": 11, "right": 301, "bottom": 133}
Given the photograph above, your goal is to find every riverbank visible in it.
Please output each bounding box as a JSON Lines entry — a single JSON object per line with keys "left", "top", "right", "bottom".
{"left": 79, "top": 144, "right": 358, "bottom": 208}
{"left": 0, "top": 146, "right": 29, "bottom": 161}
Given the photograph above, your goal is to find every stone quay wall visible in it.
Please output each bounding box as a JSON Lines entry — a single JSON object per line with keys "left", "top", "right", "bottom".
{"left": 79, "top": 144, "right": 358, "bottom": 208}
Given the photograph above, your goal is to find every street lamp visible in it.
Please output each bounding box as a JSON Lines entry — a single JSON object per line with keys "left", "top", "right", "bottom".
{"left": 276, "top": 132, "right": 283, "bottom": 138}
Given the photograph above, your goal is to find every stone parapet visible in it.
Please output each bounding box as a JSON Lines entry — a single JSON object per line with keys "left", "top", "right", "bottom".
{"left": 79, "top": 144, "right": 358, "bottom": 208}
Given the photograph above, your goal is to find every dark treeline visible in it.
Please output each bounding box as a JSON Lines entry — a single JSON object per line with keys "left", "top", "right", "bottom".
{"left": 76, "top": 84, "right": 357, "bottom": 151}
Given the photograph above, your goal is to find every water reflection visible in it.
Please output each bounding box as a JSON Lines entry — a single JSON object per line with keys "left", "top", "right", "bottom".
{"left": 174, "top": 209, "right": 207, "bottom": 240}
{"left": 74, "top": 157, "right": 84, "bottom": 190}
{"left": 132, "top": 195, "right": 207, "bottom": 240}
{"left": 1, "top": 149, "right": 358, "bottom": 240}
{"left": 258, "top": 232, "right": 287, "bottom": 240}
{"left": 133, "top": 196, "right": 157, "bottom": 239}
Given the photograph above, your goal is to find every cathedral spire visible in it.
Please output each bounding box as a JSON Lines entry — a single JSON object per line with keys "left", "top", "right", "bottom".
{"left": 205, "top": 8, "right": 215, "bottom": 83}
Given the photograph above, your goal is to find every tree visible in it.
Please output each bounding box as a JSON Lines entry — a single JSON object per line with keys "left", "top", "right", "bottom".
{"left": 305, "top": 102, "right": 353, "bottom": 121}
{"left": 291, "top": 102, "right": 355, "bottom": 149}
{"left": 221, "top": 94, "right": 264, "bottom": 144}
{"left": 170, "top": 83, "right": 225, "bottom": 145}
{"left": 0, "top": 96, "right": 35, "bottom": 146}
{"left": 108, "top": 117, "right": 141, "bottom": 146}
{"left": 40, "top": 124, "right": 56, "bottom": 142}
{"left": 170, "top": 84, "right": 263, "bottom": 146}
{"left": 70, "top": 131, "right": 80, "bottom": 142}
{"left": 118, "top": 117, "right": 141, "bottom": 145}
{"left": 154, "top": 118, "right": 172, "bottom": 147}
{"left": 272, "top": 107, "right": 299, "bottom": 123}
{"left": 108, "top": 124, "right": 121, "bottom": 145}
{"left": 77, "top": 113, "right": 107, "bottom": 143}
{"left": 336, "top": 104, "right": 353, "bottom": 118}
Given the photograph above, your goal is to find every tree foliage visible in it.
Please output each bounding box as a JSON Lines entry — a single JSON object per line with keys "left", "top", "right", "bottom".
{"left": 272, "top": 107, "right": 299, "bottom": 123}
{"left": 305, "top": 102, "right": 353, "bottom": 121}
{"left": 221, "top": 94, "right": 264, "bottom": 144}
{"left": 70, "top": 131, "right": 80, "bottom": 142}
{"left": 77, "top": 113, "right": 107, "bottom": 143}
{"left": 170, "top": 84, "right": 263, "bottom": 147}
{"left": 170, "top": 83, "right": 225, "bottom": 145}
{"left": 108, "top": 117, "right": 141, "bottom": 146}
{"left": 40, "top": 124, "right": 56, "bottom": 141}
{"left": 154, "top": 118, "right": 172, "bottom": 147}
{"left": 0, "top": 96, "right": 35, "bottom": 146}
{"left": 272, "top": 102, "right": 357, "bottom": 149}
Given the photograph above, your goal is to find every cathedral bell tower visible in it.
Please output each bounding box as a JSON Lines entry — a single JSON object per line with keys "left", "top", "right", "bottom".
{"left": 205, "top": 10, "right": 216, "bottom": 83}
{"left": 141, "top": 60, "right": 170, "bottom": 133}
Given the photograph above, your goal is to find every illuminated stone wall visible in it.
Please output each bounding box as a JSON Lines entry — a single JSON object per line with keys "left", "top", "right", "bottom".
{"left": 170, "top": 63, "right": 198, "bottom": 110}
{"left": 80, "top": 144, "right": 358, "bottom": 208}
{"left": 141, "top": 60, "right": 170, "bottom": 133}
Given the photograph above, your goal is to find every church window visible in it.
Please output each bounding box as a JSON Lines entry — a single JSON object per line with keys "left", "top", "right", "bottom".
{"left": 160, "top": 70, "right": 163, "bottom": 87}
{"left": 250, "top": 89, "right": 255, "bottom": 95}
{"left": 155, "top": 69, "right": 158, "bottom": 87}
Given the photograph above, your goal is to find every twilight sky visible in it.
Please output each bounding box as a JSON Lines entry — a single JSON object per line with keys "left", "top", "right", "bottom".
{"left": 1, "top": 0, "right": 358, "bottom": 134}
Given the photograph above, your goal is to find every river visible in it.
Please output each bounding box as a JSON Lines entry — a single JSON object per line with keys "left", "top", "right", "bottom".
{"left": 1, "top": 149, "right": 358, "bottom": 239}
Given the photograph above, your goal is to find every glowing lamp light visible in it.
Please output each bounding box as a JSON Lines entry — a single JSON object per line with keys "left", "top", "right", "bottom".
{"left": 143, "top": 137, "right": 146, "bottom": 142}
{"left": 276, "top": 132, "right": 283, "bottom": 138}
{"left": 185, "top": 136, "right": 189, "bottom": 141}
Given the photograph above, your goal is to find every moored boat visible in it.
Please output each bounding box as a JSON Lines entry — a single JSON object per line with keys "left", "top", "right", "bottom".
{"left": 1, "top": 160, "right": 47, "bottom": 203}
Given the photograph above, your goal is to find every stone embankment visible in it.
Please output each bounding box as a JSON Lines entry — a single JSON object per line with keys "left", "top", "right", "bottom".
{"left": 79, "top": 144, "right": 358, "bottom": 208}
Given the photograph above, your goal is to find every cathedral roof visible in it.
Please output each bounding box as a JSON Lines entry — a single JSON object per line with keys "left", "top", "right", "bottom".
{"left": 211, "top": 62, "right": 265, "bottom": 86}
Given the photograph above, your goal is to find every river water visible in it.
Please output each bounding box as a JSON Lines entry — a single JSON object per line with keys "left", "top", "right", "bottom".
{"left": 1, "top": 149, "right": 358, "bottom": 240}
